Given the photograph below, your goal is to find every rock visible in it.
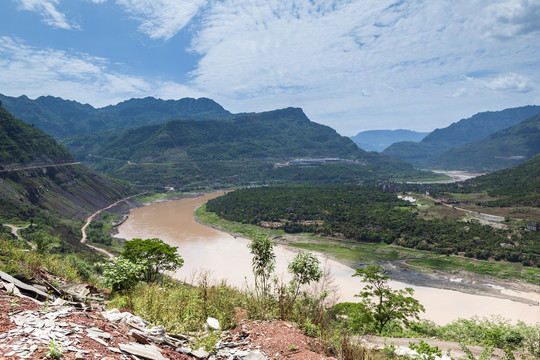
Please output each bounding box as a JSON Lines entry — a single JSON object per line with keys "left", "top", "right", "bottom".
{"left": 206, "top": 317, "right": 220, "bottom": 330}
{"left": 241, "top": 351, "right": 268, "bottom": 360}
{"left": 191, "top": 348, "right": 210, "bottom": 359}
{"left": 119, "top": 343, "right": 167, "bottom": 360}
{"left": 75, "top": 351, "right": 86, "bottom": 359}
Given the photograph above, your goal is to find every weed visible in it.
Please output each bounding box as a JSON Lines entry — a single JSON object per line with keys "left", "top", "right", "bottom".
{"left": 45, "top": 339, "right": 63, "bottom": 359}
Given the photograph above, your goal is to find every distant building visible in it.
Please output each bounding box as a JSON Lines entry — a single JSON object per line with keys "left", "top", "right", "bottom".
{"left": 527, "top": 222, "right": 538, "bottom": 231}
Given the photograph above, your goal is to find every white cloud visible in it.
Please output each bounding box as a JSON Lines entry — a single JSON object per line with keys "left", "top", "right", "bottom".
{"left": 484, "top": 73, "right": 533, "bottom": 93}
{"left": 184, "top": 0, "right": 540, "bottom": 133}
{"left": 14, "top": 0, "right": 77, "bottom": 30}
{"left": 115, "top": 0, "right": 207, "bottom": 40}
{"left": 0, "top": 36, "right": 203, "bottom": 107}
{"left": 481, "top": 0, "right": 540, "bottom": 39}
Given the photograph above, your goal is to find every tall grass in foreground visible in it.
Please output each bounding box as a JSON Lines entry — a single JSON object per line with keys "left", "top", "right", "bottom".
{"left": 108, "top": 273, "right": 242, "bottom": 334}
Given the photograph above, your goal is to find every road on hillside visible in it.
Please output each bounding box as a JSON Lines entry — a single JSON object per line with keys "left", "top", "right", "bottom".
{"left": 0, "top": 162, "right": 81, "bottom": 172}
{"left": 80, "top": 194, "right": 140, "bottom": 258}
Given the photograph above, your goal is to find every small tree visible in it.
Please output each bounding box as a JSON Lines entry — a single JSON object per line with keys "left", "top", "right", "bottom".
{"left": 353, "top": 264, "right": 424, "bottom": 334}
{"left": 247, "top": 234, "right": 276, "bottom": 300}
{"left": 288, "top": 251, "right": 323, "bottom": 303}
{"left": 121, "top": 238, "right": 184, "bottom": 282}
{"left": 99, "top": 257, "right": 145, "bottom": 292}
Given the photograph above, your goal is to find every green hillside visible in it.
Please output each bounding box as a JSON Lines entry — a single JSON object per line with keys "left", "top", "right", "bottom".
{"left": 67, "top": 107, "right": 428, "bottom": 188}
{"left": 382, "top": 105, "right": 540, "bottom": 167}
{"left": 0, "top": 103, "right": 131, "bottom": 220}
{"left": 0, "top": 101, "right": 73, "bottom": 166}
{"left": 0, "top": 94, "right": 233, "bottom": 139}
{"left": 455, "top": 153, "right": 540, "bottom": 206}
{"left": 430, "top": 112, "right": 540, "bottom": 171}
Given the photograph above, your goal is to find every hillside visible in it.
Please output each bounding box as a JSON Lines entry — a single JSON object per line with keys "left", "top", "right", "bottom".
{"left": 454, "top": 153, "right": 540, "bottom": 206}
{"left": 429, "top": 112, "right": 540, "bottom": 171}
{"left": 0, "top": 104, "right": 131, "bottom": 221}
{"left": 0, "top": 94, "right": 233, "bottom": 139}
{"left": 67, "top": 107, "right": 426, "bottom": 188}
{"left": 350, "top": 129, "right": 428, "bottom": 152}
{"left": 0, "top": 100, "right": 73, "bottom": 166}
{"left": 382, "top": 105, "right": 540, "bottom": 167}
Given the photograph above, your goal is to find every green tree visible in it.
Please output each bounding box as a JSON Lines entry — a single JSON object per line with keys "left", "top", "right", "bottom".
{"left": 288, "top": 251, "right": 323, "bottom": 303}
{"left": 121, "top": 238, "right": 184, "bottom": 282}
{"left": 247, "top": 234, "right": 276, "bottom": 300}
{"left": 353, "top": 265, "right": 424, "bottom": 334}
{"left": 99, "top": 257, "right": 145, "bottom": 292}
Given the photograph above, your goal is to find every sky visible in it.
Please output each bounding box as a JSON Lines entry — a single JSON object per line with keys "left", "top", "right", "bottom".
{"left": 0, "top": 0, "right": 539, "bottom": 135}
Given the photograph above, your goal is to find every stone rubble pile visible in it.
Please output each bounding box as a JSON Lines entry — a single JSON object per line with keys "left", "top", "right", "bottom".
{"left": 0, "top": 305, "right": 121, "bottom": 359}
{"left": 1, "top": 269, "right": 274, "bottom": 359}
{"left": 102, "top": 309, "right": 269, "bottom": 360}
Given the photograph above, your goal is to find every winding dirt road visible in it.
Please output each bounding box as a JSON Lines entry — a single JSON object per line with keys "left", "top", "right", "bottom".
{"left": 80, "top": 195, "right": 139, "bottom": 258}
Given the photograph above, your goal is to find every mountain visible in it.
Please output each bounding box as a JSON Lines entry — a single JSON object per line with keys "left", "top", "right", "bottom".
{"left": 350, "top": 129, "right": 428, "bottom": 152}
{"left": 67, "top": 107, "right": 425, "bottom": 188}
{"left": 382, "top": 105, "right": 540, "bottom": 167}
{"left": 0, "top": 100, "right": 73, "bottom": 166}
{"left": 428, "top": 112, "right": 540, "bottom": 171}
{"left": 0, "top": 103, "right": 130, "bottom": 220}
{"left": 0, "top": 94, "right": 233, "bottom": 140}
{"left": 444, "top": 153, "right": 540, "bottom": 207}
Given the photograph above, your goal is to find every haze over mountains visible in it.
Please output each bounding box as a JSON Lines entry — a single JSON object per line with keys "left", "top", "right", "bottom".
{"left": 350, "top": 130, "right": 429, "bottom": 152}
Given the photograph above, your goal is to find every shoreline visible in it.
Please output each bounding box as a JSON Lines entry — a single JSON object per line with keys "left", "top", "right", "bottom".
{"left": 118, "top": 191, "right": 540, "bottom": 310}
{"left": 193, "top": 204, "right": 540, "bottom": 308}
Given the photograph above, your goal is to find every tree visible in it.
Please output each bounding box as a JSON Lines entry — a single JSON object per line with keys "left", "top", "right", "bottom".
{"left": 121, "top": 238, "right": 184, "bottom": 282}
{"left": 353, "top": 265, "right": 424, "bottom": 334}
{"left": 288, "top": 251, "right": 323, "bottom": 303}
{"left": 99, "top": 257, "right": 145, "bottom": 292}
{"left": 247, "top": 234, "right": 275, "bottom": 300}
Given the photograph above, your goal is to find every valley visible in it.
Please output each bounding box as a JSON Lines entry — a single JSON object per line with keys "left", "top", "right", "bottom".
{"left": 1, "top": 97, "right": 539, "bottom": 359}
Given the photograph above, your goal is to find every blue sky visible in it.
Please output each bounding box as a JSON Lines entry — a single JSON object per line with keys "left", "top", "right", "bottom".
{"left": 1, "top": 0, "right": 539, "bottom": 135}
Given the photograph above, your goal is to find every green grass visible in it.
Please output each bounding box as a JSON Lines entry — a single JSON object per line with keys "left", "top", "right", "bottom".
{"left": 408, "top": 257, "right": 540, "bottom": 284}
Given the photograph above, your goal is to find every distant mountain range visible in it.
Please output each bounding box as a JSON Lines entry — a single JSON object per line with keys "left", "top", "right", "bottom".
{"left": 382, "top": 105, "right": 540, "bottom": 168}
{"left": 430, "top": 112, "right": 540, "bottom": 171}
{"left": 0, "top": 103, "right": 130, "bottom": 220}
{"left": 349, "top": 129, "right": 428, "bottom": 152}
{"left": 0, "top": 94, "right": 232, "bottom": 139}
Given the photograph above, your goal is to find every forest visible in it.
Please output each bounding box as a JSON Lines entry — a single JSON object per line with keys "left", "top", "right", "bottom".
{"left": 206, "top": 185, "right": 539, "bottom": 267}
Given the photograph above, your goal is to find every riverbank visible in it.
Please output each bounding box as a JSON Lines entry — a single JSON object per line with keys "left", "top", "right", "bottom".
{"left": 193, "top": 203, "right": 540, "bottom": 308}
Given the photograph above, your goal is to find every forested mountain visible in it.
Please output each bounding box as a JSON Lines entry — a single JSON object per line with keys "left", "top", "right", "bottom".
{"left": 350, "top": 129, "right": 428, "bottom": 152}
{"left": 428, "top": 112, "right": 540, "bottom": 171}
{"left": 382, "top": 105, "right": 540, "bottom": 167}
{"left": 0, "top": 94, "right": 232, "bottom": 139}
{"left": 0, "top": 103, "right": 130, "bottom": 220}
{"left": 0, "top": 101, "right": 73, "bottom": 166}
{"left": 66, "top": 107, "right": 426, "bottom": 188}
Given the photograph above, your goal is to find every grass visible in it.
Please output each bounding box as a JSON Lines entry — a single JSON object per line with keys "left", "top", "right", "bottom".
{"left": 408, "top": 257, "right": 540, "bottom": 284}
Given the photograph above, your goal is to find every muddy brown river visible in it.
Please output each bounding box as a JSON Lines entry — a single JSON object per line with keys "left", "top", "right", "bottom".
{"left": 116, "top": 192, "right": 539, "bottom": 325}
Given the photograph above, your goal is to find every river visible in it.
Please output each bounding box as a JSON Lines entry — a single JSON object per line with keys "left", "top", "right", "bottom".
{"left": 116, "top": 192, "right": 540, "bottom": 325}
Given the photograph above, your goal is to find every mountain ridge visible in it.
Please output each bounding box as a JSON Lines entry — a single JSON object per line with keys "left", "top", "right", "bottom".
{"left": 382, "top": 105, "right": 540, "bottom": 167}
{"left": 0, "top": 94, "right": 233, "bottom": 140}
